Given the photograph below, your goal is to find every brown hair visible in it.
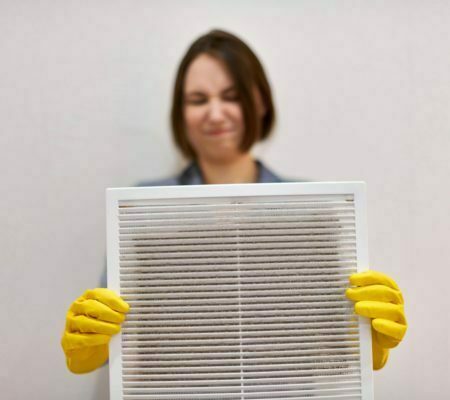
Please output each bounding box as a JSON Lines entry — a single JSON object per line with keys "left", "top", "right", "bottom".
{"left": 171, "top": 29, "right": 276, "bottom": 159}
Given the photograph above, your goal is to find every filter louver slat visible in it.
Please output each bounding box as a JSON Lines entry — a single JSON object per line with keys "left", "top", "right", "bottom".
{"left": 108, "top": 183, "right": 373, "bottom": 399}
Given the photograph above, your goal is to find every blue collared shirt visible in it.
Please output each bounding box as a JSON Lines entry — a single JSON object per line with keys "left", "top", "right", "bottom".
{"left": 138, "top": 160, "right": 284, "bottom": 186}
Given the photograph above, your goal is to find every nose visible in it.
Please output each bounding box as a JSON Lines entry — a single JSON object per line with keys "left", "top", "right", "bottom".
{"left": 208, "top": 98, "right": 226, "bottom": 122}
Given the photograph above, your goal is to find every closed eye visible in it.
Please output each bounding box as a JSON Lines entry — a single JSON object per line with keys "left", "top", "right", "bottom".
{"left": 184, "top": 86, "right": 240, "bottom": 105}
{"left": 185, "top": 93, "right": 207, "bottom": 105}
{"left": 186, "top": 97, "right": 207, "bottom": 105}
{"left": 222, "top": 87, "right": 240, "bottom": 102}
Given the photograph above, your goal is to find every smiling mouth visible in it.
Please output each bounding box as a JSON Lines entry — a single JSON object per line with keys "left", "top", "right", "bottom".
{"left": 207, "top": 129, "right": 232, "bottom": 136}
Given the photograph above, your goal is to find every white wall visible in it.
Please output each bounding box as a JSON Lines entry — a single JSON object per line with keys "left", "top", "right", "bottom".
{"left": 1, "top": 1, "right": 449, "bottom": 399}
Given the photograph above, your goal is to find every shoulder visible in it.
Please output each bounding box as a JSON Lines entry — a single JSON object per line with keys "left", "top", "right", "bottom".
{"left": 257, "top": 161, "right": 283, "bottom": 183}
{"left": 257, "top": 160, "right": 307, "bottom": 183}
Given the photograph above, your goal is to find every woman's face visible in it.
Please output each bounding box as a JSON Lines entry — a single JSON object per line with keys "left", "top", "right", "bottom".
{"left": 183, "top": 54, "right": 245, "bottom": 163}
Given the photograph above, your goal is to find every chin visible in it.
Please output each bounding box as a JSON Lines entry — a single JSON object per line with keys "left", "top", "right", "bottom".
{"left": 203, "top": 149, "right": 242, "bottom": 164}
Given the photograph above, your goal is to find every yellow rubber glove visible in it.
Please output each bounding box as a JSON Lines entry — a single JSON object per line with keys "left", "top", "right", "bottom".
{"left": 61, "top": 288, "right": 130, "bottom": 374}
{"left": 345, "top": 271, "right": 407, "bottom": 370}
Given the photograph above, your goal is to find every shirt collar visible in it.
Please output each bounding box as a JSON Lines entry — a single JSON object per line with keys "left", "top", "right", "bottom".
{"left": 177, "top": 160, "right": 283, "bottom": 185}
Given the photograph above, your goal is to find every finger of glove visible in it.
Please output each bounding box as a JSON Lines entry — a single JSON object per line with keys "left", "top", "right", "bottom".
{"left": 349, "top": 271, "right": 400, "bottom": 291}
{"left": 81, "top": 288, "right": 129, "bottom": 313}
{"left": 346, "top": 285, "right": 403, "bottom": 304}
{"left": 372, "top": 327, "right": 401, "bottom": 349}
{"left": 372, "top": 318, "right": 407, "bottom": 342}
{"left": 372, "top": 340, "right": 390, "bottom": 370}
{"left": 61, "top": 331, "right": 110, "bottom": 351}
{"left": 70, "top": 299, "right": 126, "bottom": 324}
{"left": 66, "top": 314, "right": 121, "bottom": 335}
{"left": 64, "top": 344, "right": 109, "bottom": 373}
{"left": 354, "top": 301, "right": 406, "bottom": 324}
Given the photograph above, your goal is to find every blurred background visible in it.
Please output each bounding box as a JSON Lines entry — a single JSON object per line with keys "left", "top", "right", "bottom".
{"left": 1, "top": 0, "right": 449, "bottom": 399}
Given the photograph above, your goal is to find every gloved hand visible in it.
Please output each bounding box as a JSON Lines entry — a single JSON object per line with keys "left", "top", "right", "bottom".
{"left": 61, "top": 288, "right": 130, "bottom": 373}
{"left": 345, "top": 271, "right": 407, "bottom": 370}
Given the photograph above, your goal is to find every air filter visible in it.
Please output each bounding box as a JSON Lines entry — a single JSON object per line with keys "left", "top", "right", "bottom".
{"left": 107, "top": 182, "right": 373, "bottom": 400}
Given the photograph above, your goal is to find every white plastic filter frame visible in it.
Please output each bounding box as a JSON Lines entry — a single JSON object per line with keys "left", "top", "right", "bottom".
{"left": 107, "top": 181, "right": 373, "bottom": 400}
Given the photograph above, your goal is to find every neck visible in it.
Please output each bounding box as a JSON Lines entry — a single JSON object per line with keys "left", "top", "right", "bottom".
{"left": 197, "top": 154, "right": 258, "bottom": 184}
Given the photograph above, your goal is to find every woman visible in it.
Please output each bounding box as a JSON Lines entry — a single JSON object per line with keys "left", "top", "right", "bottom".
{"left": 61, "top": 29, "right": 407, "bottom": 374}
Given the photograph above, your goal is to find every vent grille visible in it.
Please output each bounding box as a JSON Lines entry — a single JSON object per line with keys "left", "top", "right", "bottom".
{"left": 108, "top": 185, "right": 372, "bottom": 399}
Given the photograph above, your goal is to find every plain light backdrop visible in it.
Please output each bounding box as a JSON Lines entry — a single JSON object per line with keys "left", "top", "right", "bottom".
{"left": 1, "top": 1, "right": 449, "bottom": 399}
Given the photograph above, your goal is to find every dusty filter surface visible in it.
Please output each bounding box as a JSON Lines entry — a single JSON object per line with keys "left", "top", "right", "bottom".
{"left": 107, "top": 182, "right": 373, "bottom": 399}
